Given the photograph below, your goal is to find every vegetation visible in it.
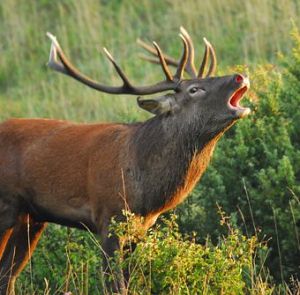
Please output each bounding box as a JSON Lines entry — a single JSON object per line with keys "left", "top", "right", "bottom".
{"left": 0, "top": 0, "right": 299, "bottom": 294}
{"left": 110, "top": 212, "right": 274, "bottom": 295}
{"left": 178, "top": 28, "right": 300, "bottom": 285}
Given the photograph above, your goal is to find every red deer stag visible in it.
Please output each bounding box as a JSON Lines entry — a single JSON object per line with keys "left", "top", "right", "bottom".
{"left": 0, "top": 27, "right": 250, "bottom": 294}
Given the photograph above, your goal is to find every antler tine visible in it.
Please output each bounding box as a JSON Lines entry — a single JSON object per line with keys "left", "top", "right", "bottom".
{"left": 197, "top": 38, "right": 210, "bottom": 78}
{"left": 47, "top": 32, "right": 125, "bottom": 92}
{"left": 152, "top": 42, "right": 173, "bottom": 81}
{"left": 138, "top": 30, "right": 197, "bottom": 78}
{"left": 46, "top": 32, "right": 177, "bottom": 95}
{"left": 204, "top": 38, "right": 217, "bottom": 77}
{"left": 174, "top": 34, "right": 189, "bottom": 80}
{"left": 102, "top": 47, "right": 132, "bottom": 89}
{"left": 179, "top": 27, "right": 197, "bottom": 78}
{"left": 47, "top": 32, "right": 75, "bottom": 75}
{"left": 137, "top": 39, "right": 178, "bottom": 67}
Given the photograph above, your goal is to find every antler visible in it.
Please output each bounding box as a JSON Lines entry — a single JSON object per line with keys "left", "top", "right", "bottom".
{"left": 138, "top": 27, "right": 217, "bottom": 79}
{"left": 200, "top": 38, "right": 217, "bottom": 78}
{"left": 47, "top": 32, "right": 188, "bottom": 96}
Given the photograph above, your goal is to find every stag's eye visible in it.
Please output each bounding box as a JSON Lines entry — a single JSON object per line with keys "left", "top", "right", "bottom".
{"left": 189, "top": 87, "right": 205, "bottom": 95}
{"left": 189, "top": 87, "right": 198, "bottom": 94}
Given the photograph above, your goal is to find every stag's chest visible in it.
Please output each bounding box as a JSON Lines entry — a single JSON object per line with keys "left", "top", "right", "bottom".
{"left": 134, "top": 138, "right": 218, "bottom": 221}
{"left": 156, "top": 140, "right": 216, "bottom": 215}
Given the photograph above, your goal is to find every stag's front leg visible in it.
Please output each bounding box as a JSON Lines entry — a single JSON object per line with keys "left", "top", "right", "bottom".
{"left": 99, "top": 220, "right": 126, "bottom": 295}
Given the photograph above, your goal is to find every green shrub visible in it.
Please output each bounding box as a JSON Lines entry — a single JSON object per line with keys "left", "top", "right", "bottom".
{"left": 18, "top": 211, "right": 276, "bottom": 294}
{"left": 178, "top": 28, "right": 300, "bottom": 284}
{"left": 109, "top": 211, "right": 273, "bottom": 295}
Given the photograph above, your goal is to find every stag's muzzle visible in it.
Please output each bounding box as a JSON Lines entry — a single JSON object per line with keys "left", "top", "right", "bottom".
{"left": 228, "top": 74, "right": 251, "bottom": 118}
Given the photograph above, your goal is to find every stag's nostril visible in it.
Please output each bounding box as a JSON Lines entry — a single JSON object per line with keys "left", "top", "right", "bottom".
{"left": 235, "top": 74, "right": 244, "bottom": 83}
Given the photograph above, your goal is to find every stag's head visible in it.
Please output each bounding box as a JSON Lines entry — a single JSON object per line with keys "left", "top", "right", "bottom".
{"left": 47, "top": 27, "right": 250, "bottom": 135}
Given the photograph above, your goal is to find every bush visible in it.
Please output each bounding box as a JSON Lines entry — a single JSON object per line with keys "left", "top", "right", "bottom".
{"left": 178, "top": 28, "right": 300, "bottom": 283}
{"left": 17, "top": 212, "right": 275, "bottom": 294}
{"left": 110, "top": 211, "right": 273, "bottom": 295}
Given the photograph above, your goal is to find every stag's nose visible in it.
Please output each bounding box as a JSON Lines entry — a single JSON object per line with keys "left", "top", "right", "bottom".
{"left": 235, "top": 74, "right": 244, "bottom": 83}
{"left": 235, "top": 74, "right": 250, "bottom": 87}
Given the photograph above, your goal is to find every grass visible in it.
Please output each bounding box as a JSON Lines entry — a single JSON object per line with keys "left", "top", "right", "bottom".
{"left": 0, "top": 0, "right": 299, "bottom": 123}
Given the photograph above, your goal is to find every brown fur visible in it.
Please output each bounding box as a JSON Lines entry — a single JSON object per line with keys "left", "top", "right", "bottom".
{"left": 0, "top": 118, "right": 137, "bottom": 294}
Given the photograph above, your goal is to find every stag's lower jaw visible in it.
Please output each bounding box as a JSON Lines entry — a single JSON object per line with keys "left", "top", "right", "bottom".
{"left": 228, "top": 85, "right": 251, "bottom": 118}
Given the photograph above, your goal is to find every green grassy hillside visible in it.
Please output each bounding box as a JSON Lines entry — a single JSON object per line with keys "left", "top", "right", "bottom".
{"left": 0, "top": 0, "right": 299, "bottom": 123}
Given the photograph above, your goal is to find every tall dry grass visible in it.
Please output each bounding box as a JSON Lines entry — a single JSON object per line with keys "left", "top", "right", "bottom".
{"left": 0, "top": 0, "right": 299, "bottom": 122}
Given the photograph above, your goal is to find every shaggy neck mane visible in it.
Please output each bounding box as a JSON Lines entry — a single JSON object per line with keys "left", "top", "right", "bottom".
{"left": 131, "top": 113, "right": 224, "bottom": 216}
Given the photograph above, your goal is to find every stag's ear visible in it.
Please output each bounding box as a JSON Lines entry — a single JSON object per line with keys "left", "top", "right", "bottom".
{"left": 137, "top": 94, "right": 178, "bottom": 115}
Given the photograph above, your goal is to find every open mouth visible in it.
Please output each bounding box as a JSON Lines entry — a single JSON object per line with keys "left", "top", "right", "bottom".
{"left": 228, "top": 84, "right": 250, "bottom": 118}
